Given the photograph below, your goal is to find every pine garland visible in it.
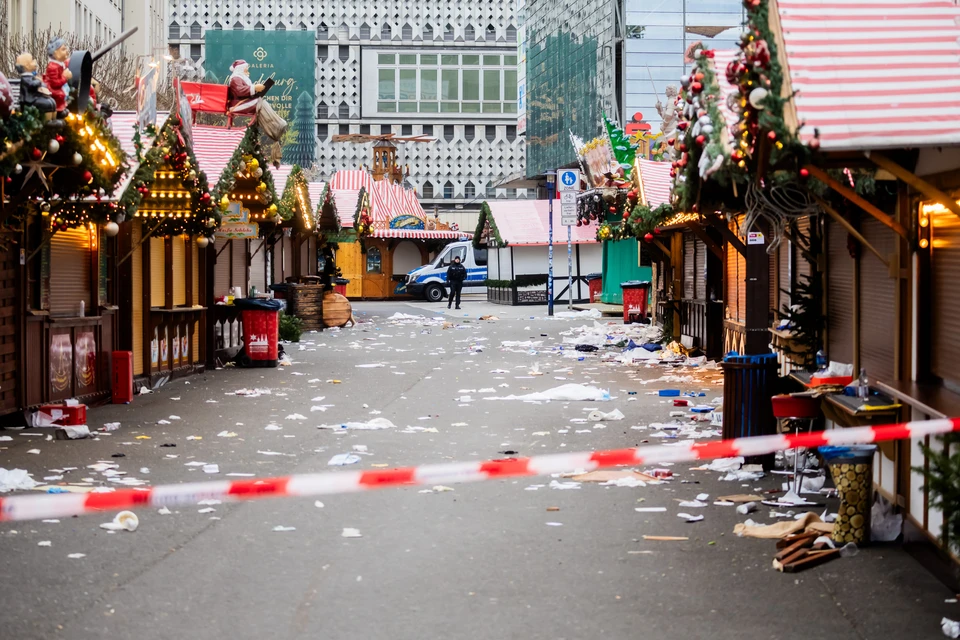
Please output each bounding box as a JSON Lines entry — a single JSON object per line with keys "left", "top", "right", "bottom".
{"left": 353, "top": 187, "right": 373, "bottom": 239}
{"left": 211, "top": 126, "right": 280, "bottom": 220}
{"left": 472, "top": 201, "right": 506, "bottom": 247}
{"left": 277, "top": 164, "right": 304, "bottom": 223}
{"left": 0, "top": 104, "right": 42, "bottom": 177}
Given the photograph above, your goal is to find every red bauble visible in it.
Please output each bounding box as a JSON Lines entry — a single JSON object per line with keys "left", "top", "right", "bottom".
{"left": 799, "top": 168, "right": 810, "bottom": 179}
{"left": 678, "top": 143, "right": 687, "bottom": 152}
{"left": 669, "top": 169, "right": 677, "bottom": 178}
{"left": 767, "top": 131, "right": 777, "bottom": 140}
{"left": 608, "top": 206, "right": 617, "bottom": 213}
{"left": 55, "top": 134, "right": 64, "bottom": 144}
{"left": 30, "top": 147, "right": 41, "bottom": 160}
{"left": 677, "top": 121, "right": 688, "bottom": 131}
{"left": 622, "top": 211, "right": 630, "bottom": 220}
{"left": 83, "top": 170, "right": 93, "bottom": 183}
{"left": 692, "top": 204, "right": 699, "bottom": 213}
{"left": 643, "top": 233, "right": 654, "bottom": 242}
{"left": 201, "top": 192, "right": 211, "bottom": 202}
{"left": 653, "top": 228, "right": 661, "bottom": 235}
{"left": 696, "top": 135, "right": 706, "bottom": 145}
{"left": 667, "top": 138, "right": 675, "bottom": 146}
{"left": 576, "top": 220, "right": 582, "bottom": 227}
{"left": 809, "top": 138, "right": 821, "bottom": 150}
{"left": 691, "top": 81, "right": 703, "bottom": 93}
{"left": 694, "top": 73, "right": 704, "bottom": 82}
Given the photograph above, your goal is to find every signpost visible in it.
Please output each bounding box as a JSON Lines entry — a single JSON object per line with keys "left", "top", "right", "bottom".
{"left": 558, "top": 170, "right": 581, "bottom": 309}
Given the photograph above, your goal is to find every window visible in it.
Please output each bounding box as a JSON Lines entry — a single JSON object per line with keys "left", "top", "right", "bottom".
{"left": 506, "top": 125, "right": 517, "bottom": 142}
{"left": 234, "top": 21, "right": 243, "bottom": 30}
{"left": 465, "top": 181, "right": 476, "bottom": 198}
{"left": 463, "top": 70, "right": 480, "bottom": 101}
{"left": 338, "top": 46, "right": 349, "bottom": 62}
{"left": 299, "top": 22, "right": 307, "bottom": 31}
{"left": 464, "top": 25, "right": 475, "bottom": 40}
{"left": 402, "top": 23, "right": 413, "bottom": 40}
{"left": 485, "top": 126, "right": 496, "bottom": 143}
{"left": 339, "top": 102, "right": 350, "bottom": 119}
{"left": 420, "top": 69, "right": 437, "bottom": 100}
{"left": 441, "top": 54, "right": 457, "bottom": 66}
{"left": 338, "top": 23, "right": 349, "bottom": 40}
{"left": 317, "top": 45, "right": 327, "bottom": 61}
{"left": 504, "top": 70, "right": 518, "bottom": 101}
{"left": 317, "top": 124, "right": 328, "bottom": 140}
{"left": 378, "top": 53, "right": 395, "bottom": 65}
{"left": 507, "top": 25, "right": 517, "bottom": 42}
{"left": 254, "top": 21, "right": 265, "bottom": 31}
{"left": 507, "top": 188, "right": 517, "bottom": 198}
{"left": 399, "top": 54, "right": 417, "bottom": 65}
{"left": 190, "top": 20, "right": 201, "bottom": 38}
{"left": 473, "top": 246, "right": 488, "bottom": 266}
{"left": 339, "top": 124, "right": 350, "bottom": 135}
{"left": 462, "top": 54, "right": 479, "bottom": 65}
{"left": 317, "top": 22, "right": 328, "bottom": 39}
{"left": 422, "top": 181, "right": 433, "bottom": 198}
{"left": 422, "top": 124, "right": 433, "bottom": 137}
{"left": 317, "top": 101, "right": 328, "bottom": 118}
{"left": 441, "top": 70, "right": 458, "bottom": 100}
{"left": 504, "top": 55, "right": 517, "bottom": 66}
{"left": 443, "top": 125, "right": 454, "bottom": 142}
{"left": 276, "top": 22, "right": 286, "bottom": 31}
{"left": 464, "top": 125, "right": 475, "bottom": 141}
{"left": 378, "top": 69, "right": 395, "bottom": 99}
{"left": 483, "top": 69, "right": 501, "bottom": 101}
{"left": 190, "top": 44, "right": 201, "bottom": 62}
{"left": 168, "top": 21, "right": 180, "bottom": 39}
{"left": 402, "top": 124, "right": 412, "bottom": 136}
{"left": 168, "top": 44, "right": 180, "bottom": 60}
{"left": 399, "top": 69, "right": 416, "bottom": 99}
{"left": 421, "top": 54, "right": 437, "bottom": 65}
{"left": 486, "top": 24, "right": 496, "bottom": 39}
{"left": 381, "top": 23, "right": 392, "bottom": 40}
{"left": 360, "top": 124, "right": 371, "bottom": 134}
{"left": 443, "top": 181, "right": 454, "bottom": 199}
{"left": 444, "top": 24, "right": 454, "bottom": 41}
{"left": 366, "top": 247, "right": 382, "bottom": 274}
{"left": 360, "top": 23, "right": 371, "bottom": 39}
{"left": 483, "top": 55, "right": 500, "bottom": 66}
{"left": 423, "top": 24, "right": 433, "bottom": 40}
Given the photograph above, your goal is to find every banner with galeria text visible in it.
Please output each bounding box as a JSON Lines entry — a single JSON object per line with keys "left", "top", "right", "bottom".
{"left": 203, "top": 31, "right": 316, "bottom": 167}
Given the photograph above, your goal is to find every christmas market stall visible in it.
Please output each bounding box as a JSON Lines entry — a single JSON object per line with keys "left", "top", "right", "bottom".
{"left": 573, "top": 116, "right": 653, "bottom": 305}
{"left": 5, "top": 81, "right": 128, "bottom": 410}
{"left": 474, "top": 200, "right": 600, "bottom": 306}
{"left": 330, "top": 169, "right": 467, "bottom": 300}
{"left": 113, "top": 109, "right": 222, "bottom": 387}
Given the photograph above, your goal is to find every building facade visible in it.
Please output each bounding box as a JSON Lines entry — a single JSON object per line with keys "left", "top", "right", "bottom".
{"left": 624, "top": 0, "right": 744, "bottom": 132}
{"left": 7, "top": 0, "right": 122, "bottom": 42}
{"left": 168, "top": 1, "right": 528, "bottom": 213}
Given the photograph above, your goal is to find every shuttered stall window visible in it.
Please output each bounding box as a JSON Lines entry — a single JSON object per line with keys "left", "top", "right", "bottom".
{"left": 769, "top": 246, "right": 777, "bottom": 314}
{"left": 250, "top": 238, "right": 267, "bottom": 294}
{"left": 826, "top": 219, "right": 854, "bottom": 364}
{"left": 49, "top": 227, "right": 91, "bottom": 316}
{"left": 795, "top": 216, "right": 813, "bottom": 284}
{"left": 131, "top": 225, "right": 144, "bottom": 375}
{"left": 931, "top": 208, "right": 960, "bottom": 386}
{"left": 725, "top": 230, "right": 746, "bottom": 322}
{"left": 191, "top": 240, "right": 199, "bottom": 305}
{"left": 683, "top": 232, "right": 695, "bottom": 299}
{"left": 172, "top": 235, "right": 186, "bottom": 306}
{"left": 149, "top": 237, "right": 166, "bottom": 308}
{"left": 283, "top": 236, "right": 293, "bottom": 280}
{"left": 231, "top": 240, "right": 247, "bottom": 295}
{"left": 214, "top": 237, "right": 231, "bottom": 298}
{"left": 272, "top": 240, "right": 282, "bottom": 284}
{"left": 693, "top": 239, "right": 705, "bottom": 299}
{"left": 777, "top": 242, "right": 790, "bottom": 314}
{"left": 300, "top": 237, "right": 310, "bottom": 276}
{"left": 859, "top": 216, "right": 896, "bottom": 379}
{"left": 192, "top": 320, "right": 199, "bottom": 365}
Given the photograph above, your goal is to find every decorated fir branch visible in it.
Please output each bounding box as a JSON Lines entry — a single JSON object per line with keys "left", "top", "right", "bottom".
{"left": 353, "top": 187, "right": 373, "bottom": 241}
{"left": 472, "top": 201, "right": 506, "bottom": 248}
{"left": 116, "top": 112, "right": 218, "bottom": 237}
{"left": 277, "top": 165, "right": 314, "bottom": 230}
{"left": 316, "top": 183, "right": 341, "bottom": 234}
{"left": 131, "top": 122, "right": 159, "bottom": 164}
{"left": 671, "top": 44, "right": 737, "bottom": 212}
{"left": 0, "top": 105, "right": 42, "bottom": 177}
{"left": 915, "top": 434, "right": 960, "bottom": 554}
{"left": 211, "top": 126, "right": 280, "bottom": 222}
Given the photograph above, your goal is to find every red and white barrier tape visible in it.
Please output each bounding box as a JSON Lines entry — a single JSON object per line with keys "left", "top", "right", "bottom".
{"left": 1, "top": 417, "right": 957, "bottom": 522}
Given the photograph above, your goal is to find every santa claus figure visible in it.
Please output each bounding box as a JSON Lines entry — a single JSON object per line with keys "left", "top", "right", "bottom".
{"left": 227, "top": 59, "right": 264, "bottom": 116}
{"left": 43, "top": 37, "right": 72, "bottom": 116}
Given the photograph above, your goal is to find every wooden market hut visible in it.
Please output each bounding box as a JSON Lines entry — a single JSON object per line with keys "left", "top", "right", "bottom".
{"left": 329, "top": 169, "right": 467, "bottom": 299}
{"left": 6, "top": 107, "right": 129, "bottom": 413}
{"left": 474, "top": 200, "right": 601, "bottom": 306}
{"left": 112, "top": 111, "right": 226, "bottom": 386}
{"left": 269, "top": 165, "right": 323, "bottom": 289}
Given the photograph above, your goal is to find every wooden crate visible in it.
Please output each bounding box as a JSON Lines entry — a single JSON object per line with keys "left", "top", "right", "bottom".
{"left": 287, "top": 284, "right": 324, "bottom": 331}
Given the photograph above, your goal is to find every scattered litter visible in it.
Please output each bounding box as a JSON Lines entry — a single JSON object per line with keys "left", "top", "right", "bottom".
{"left": 587, "top": 408, "right": 625, "bottom": 422}
{"left": 67, "top": 553, "right": 87, "bottom": 559}
{"left": 317, "top": 418, "right": 398, "bottom": 431}
{"left": 328, "top": 453, "right": 361, "bottom": 466}
{"left": 99, "top": 511, "right": 139, "bottom": 532}
{"left": 677, "top": 513, "right": 704, "bottom": 523}
{"left": 635, "top": 507, "right": 667, "bottom": 513}
{"left": 943, "top": 618, "right": 960, "bottom": 639}
{"left": 545, "top": 522, "right": 563, "bottom": 526}
{"left": 27, "top": 449, "right": 40, "bottom": 455}
{"left": 736, "top": 502, "right": 758, "bottom": 515}
{"left": 157, "top": 507, "right": 171, "bottom": 515}
{"left": 546, "top": 506, "right": 560, "bottom": 512}
{"left": 38, "top": 541, "right": 51, "bottom": 547}
{"left": 548, "top": 480, "right": 581, "bottom": 490}
{"left": 314, "top": 501, "right": 324, "bottom": 509}
{"left": 717, "top": 494, "right": 763, "bottom": 503}
{"left": 734, "top": 512, "right": 832, "bottom": 539}
{"left": 285, "top": 414, "right": 307, "bottom": 421}
{"left": 342, "top": 528, "right": 362, "bottom": 538}
{"left": 0, "top": 468, "right": 38, "bottom": 492}
{"left": 485, "top": 383, "right": 610, "bottom": 402}
{"left": 198, "top": 508, "right": 216, "bottom": 514}
{"left": 203, "top": 464, "right": 220, "bottom": 474}
{"left": 272, "top": 526, "right": 296, "bottom": 532}
{"left": 642, "top": 535, "right": 688, "bottom": 541}
{"left": 571, "top": 470, "right": 657, "bottom": 485}
{"left": 217, "top": 431, "right": 238, "bottom": 438}
{"left": 419, "top": 485, "right": 455, "bottom": 494}
{"left": 678, "top": 500, "right": 708, "bottom": 508}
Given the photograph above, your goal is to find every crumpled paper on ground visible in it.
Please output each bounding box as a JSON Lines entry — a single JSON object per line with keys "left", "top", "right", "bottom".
{"left": 0, "top": 468, "right": 38, "bottom": 492}
{"left": 588, "top": 408, "right": 624, "bottom": 422}
{"left": 317, "top": 418, "right": 398, "bottom": 430}
{"left": 734, "top": 512, "right": 834, "bottom": 539}
{"left": 484, "top": 383, "right": 610, "bottom": 402}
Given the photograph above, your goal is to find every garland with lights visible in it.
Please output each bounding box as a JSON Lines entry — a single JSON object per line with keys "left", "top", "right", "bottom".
{"left": 0, "top": 105, "right": 42, "bottom": 177}
{"left": 117, "top": 112, "right": 218, "bottom": 237}
{"left": 131, "top": 122, "right": 159, "bottom": 163}
{"left": 353, "top": 187, "right": 374, "bottom": 240}
{"left": 671, "top": 45, "right": 741, "bottom": 212}
{"left": 212, "top": 126, "right": 280, "bottom": 224}
{"left": 10, "top": 108, "right": 128, "bottom": 203}
{"left": 278, "top": 165, "right": 316, "bottom": 234}
{"left": 472, "top": 201, "right": 506, "bottom": 247}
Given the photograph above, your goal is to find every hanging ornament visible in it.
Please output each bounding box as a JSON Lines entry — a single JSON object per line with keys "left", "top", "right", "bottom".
{"left": 196, "top": 236, "right": 210, "bottom": 248}
{"left": 767, "top": 130, "right": 777, "bottom": 141}
{"left": 643, "top": 233, "right": 654, "bottom": 242}
{"left": 220, "top": 195, "right": 229, "bottom": 208}
{"left": 48, "top": 139, "right": 60, "bottom": 154}
{"left": 30, "top": 147, "right": 41, "bottom": 160}
{"left": 809, "top": 137, "right": 821, "bottom": 150}
{"left": 72, "top": 152, "right": 83, "bottom": 165}
{"left": 653, "top": 228, "right": 661, "bottom": 235}
{"left": 40, "top": 201, "right": 51, "bottom": 212}
{"left": 83, "top": 170, "right": 93, "bottom": 184}
{"left": 749, "top": 87, "right": 769, "bottom": 109}
{"left": 201, "top": 192, "right": 211, "bottom": 203}
{"left": 14, "top": 163, "right": 22, "bottom": 174}
{"left": 189, "top": 170, "right": 197, "bottom": 180}
{"left": 695, "top": 135, "right": 706, "bottom": 146}
{"left": 103, "top": 221, "right": 120, "bottom": 237}
{"left": 254, "top": 167, "right": 263, "bottom": 178}
{"left": 799, "top": 168, "right": 810, "bottom": 179}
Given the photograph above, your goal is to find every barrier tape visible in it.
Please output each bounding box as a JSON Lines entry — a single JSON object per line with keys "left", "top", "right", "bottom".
{"left": 1, "top": 417, "right": 958, "bottom": 522}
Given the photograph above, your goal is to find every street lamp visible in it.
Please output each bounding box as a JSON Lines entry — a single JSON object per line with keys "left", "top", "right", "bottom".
{"left": 546, "top": 170, "right": 556, "bottom": 317}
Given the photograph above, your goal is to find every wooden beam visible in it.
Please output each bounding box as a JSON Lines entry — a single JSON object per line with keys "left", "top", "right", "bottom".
{"left": 687, "top": 220, "right": 724, "bottom": 261}
{"left": 704, "top": 216, "right": 746, "bottom": 255}
{"left": 812, "top": 194, "right": 890, "bottom": 268}
{"left": 866, "top": 151, "right": 960, "bottom": 221}
{"left": 651, "top": 238, "right": 671, "bottom": 258}
{"left": 804, "top": 165, "right": 909, "bottom": 241}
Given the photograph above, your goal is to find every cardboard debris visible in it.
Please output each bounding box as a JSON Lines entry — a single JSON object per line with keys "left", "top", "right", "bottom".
{"left": 642, "top": 535, "right": 689, "bottom": 541}
{"left": 570, "top": 470, "right": 658, "bottom": 483}
{"left": 717, "top": 494, "right": 764, "bottom": 503}
{"left": 734, "top": 512, "right": 834, "bottom": 539}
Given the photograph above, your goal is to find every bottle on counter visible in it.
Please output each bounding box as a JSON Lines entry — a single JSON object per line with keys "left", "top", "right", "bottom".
{"left": 858, "top": 367, "right": 869, "bottom": 399}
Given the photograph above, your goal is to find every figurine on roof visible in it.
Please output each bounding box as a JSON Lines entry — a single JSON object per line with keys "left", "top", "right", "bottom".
{"left": 227, "top": 59, "right": 264, "bottom": 116}
{"left": 15, "top": 52, "right": 56, "bottom": 118}
{"left": 43, "top": 37, "right": 72, "bottom": 117}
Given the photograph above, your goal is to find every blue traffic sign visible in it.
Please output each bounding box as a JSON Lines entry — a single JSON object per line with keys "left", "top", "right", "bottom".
{"left": 558, "top": 169, "right": 580, "bottom": 191}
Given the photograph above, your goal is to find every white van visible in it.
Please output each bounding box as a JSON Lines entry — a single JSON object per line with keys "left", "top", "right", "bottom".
{"left": 404, "top": 241, "right": 488, "bottom": 302}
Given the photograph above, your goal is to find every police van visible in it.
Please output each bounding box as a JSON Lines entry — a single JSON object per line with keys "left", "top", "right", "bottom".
{"left": 404, "top": 241, "right": 487, "bottom": 302}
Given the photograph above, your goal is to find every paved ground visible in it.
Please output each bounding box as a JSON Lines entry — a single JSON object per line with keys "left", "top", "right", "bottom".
{"left": 0, "top": 300, "right": 956, "bottom": 640}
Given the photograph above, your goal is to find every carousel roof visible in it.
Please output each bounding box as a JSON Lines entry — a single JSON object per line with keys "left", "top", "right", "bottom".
{"left": 778, "top": 0, "right": 960, "bottom": 150}
{"left": 329, "top": 169, "right": 467, "bottom": 239}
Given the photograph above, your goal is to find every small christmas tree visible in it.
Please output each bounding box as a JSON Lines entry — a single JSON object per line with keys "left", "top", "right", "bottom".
{"left": 283, "top": 91, "right": 316, "bottom": 167}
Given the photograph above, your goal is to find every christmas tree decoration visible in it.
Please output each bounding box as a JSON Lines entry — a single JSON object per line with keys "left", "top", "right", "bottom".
{"left": 353, "top": 189, "right": 374, "bottom": 240}
{"left": 278, "top": 165, "right": 316, "bottom": 232}
{"left": 103, "top": 220, "right": 120, "bottom": 237}
{"left": 283, "top": 91, "right": 317, "bottom": 167}
{"left": 212, "top": 127, "right": 280, "bottom": 225}
{"left": 196, "top": 236, "right": 210, "bottom": 248}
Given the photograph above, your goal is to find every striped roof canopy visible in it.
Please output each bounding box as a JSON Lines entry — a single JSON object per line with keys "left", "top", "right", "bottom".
{"left": 329, "top": 169, "right": 467, "bottom": 239}
{"left": 637, "top": 159, "right": 673, "bottom": 208}
{"left": 777, "top": 0, "right": 960, "bottom": 151}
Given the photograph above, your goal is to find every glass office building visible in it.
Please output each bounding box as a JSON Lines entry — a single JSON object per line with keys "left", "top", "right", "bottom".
{"left": 625, "top": 0, "right": 745, "bottom": 132}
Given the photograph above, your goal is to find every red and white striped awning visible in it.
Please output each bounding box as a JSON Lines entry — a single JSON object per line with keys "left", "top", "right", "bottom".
{"left": 192, "top": 125, "right": 248, "bottom": 188}
{"left": 307, "top": 181, "right": 325, "bottom": 209}
{"left": 637, "top": 159, "right": 673, "bottom": 208}
{"left": 778, "top": 0, "right": 960, "bottom": 150}
{"left": 370, "top": 228, "right": 468, "bottom": 240}
{"left": 271, "top": 164, "right": 294, "bottom": 193}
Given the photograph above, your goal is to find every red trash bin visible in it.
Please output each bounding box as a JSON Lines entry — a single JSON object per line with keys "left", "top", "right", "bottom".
{"left": 235, "top": 299, "right": 282, "bottom": 368}
{"left": 334, "top": 278, "right": 349, "bottom": 296}
{"left": 620, "top": 280, "right": 651, "bottom": 324}
{"left": 586, "top": 273, "right": 603, "bottom": 303}
{"left": 112, "top": 351, "right": 133, "bottom": 404}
